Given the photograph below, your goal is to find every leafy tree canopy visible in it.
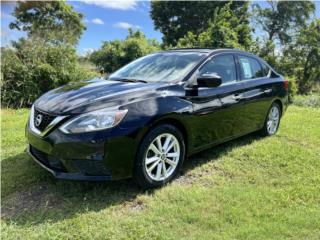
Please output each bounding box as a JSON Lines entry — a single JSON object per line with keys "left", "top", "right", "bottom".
{"left": 177, "top": 3, "right": 250, "bottom": 50}
{"left": 90, "top": 29, "right": 160, "bottom": 73}
{"left": 251, "top": 0, "right": 318, "bottom": 94}
{"left": 150, "top": 0, "right": 251, "bottom": 48}
{"left": 293, "top": 19, "right": 320, "bottom": 92}
{"left": 9, "top": 1, "right": 86, "bottom": 45}
{"left": 2, "top": 1, "right": 93, "bottom": 108}
{"left": 252, "top": 0, "right": 315, "bottom": 44}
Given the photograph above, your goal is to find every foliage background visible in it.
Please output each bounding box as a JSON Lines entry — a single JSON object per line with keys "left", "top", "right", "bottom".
{"left": 1, "top": 0, "right": 319, "bottom": 108}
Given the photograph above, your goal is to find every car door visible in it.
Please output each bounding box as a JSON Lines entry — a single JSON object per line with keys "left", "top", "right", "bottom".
{"left": 185, "top": 53, "right": 247, "bottom": 150}
{"left": 236, "top": 54, "right": 274, "bottom": 132}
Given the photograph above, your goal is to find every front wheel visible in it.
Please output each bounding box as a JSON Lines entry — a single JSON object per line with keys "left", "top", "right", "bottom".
{"left": 260, "top": 102, "right": 281, "bottom": 136}
{"left": 134, "top": 124, "right": 185, "bottom": 189}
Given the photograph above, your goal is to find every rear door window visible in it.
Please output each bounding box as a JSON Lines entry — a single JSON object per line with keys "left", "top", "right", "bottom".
{"left": 261, "top": 62, "right": 270, "bottom": 76}
{"left": 238, "top": 56, "right": 266, "bottom": 80}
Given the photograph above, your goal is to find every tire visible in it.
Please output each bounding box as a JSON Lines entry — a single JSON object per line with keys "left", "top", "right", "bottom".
{"left": 260, "top": 102, "right": 281, "bottom": 136}
{"left": 134, "top": 124, "right": 185, "bottom": 189}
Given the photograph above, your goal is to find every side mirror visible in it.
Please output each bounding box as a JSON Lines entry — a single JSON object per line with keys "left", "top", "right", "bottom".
{"left": 197, "top": 73, "right": 222, "bottom": 88}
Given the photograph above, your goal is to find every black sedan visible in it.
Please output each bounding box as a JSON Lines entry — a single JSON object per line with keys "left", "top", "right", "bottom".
{"left": 26, "top": 49, "right": 289, "bottom": 188}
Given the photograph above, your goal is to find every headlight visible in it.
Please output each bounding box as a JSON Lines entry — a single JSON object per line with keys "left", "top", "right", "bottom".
{"left": 59, "top": 108, "right": 128, "bottom": 134}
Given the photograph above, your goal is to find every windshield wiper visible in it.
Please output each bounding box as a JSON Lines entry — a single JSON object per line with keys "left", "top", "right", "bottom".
{"left": 113, "top": 78, "right": 148, "bottom": 83}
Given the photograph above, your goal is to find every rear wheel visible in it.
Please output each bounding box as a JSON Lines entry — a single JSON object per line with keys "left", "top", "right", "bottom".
{"left": 134, "top": 124, "right": 185, "bottom": 189}
{"left": 260, "top": 102, "right": 281, "bottom": 136}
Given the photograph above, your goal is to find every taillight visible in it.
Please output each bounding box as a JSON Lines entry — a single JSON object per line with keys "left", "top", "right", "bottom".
{"left": 284, "top": 80, "right": 289, "bottom": 91}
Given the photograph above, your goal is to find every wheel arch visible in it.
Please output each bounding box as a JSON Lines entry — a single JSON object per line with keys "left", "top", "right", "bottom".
{"left": 136, "top": 116, "right": 190, "bottom": 155}
{"left": 273, "top": 99, "right": 283, "bottom": 117}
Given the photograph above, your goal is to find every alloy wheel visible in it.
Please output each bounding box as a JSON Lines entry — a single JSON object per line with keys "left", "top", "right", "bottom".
{"left": 144, "top": 133, "right": 180, "bottom": 181}
{"left": 267, "top": 106, "right": 280, "bottom": 134}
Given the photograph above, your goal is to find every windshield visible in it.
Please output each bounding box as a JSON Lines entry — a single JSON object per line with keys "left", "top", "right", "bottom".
{"left": 108, "top": 52, "right": 206, "bottom": 83}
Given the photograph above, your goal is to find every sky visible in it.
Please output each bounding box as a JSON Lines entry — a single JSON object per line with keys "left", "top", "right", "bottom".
{"left": 1, "top": 0, "right": 320, "bottom": 56}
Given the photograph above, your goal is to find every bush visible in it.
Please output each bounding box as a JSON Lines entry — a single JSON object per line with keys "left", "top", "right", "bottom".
{"left": 292, "top": 95, "right": 320, "bottom": 108}
{"left": 1, "top": 39, "right": 97, "bottom": 108}
{"left": 286, "top": 76, "right": 298, "bottom": 103}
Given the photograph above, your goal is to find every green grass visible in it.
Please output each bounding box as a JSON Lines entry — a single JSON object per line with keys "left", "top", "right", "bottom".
{"left": 1, "top": 105, "right": 320, "bottom": 240}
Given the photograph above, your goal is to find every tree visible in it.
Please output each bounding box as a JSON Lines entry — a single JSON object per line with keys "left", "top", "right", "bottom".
{"left": 250, "top": 39, "right": 278, "bottom": 68}
{"left": 150, "top": 1, "right": 251, "bottom": 47}
{"left": 1, "top": 1, "right": 95, "bottom": 108}
{"left": 90, "top": 29, "right": 160, "bottom": 73}
{"left": 252, "top": 0, "right": 315, "bottom": 44}
{"left": 293, "top": 19, "right": 320, "bottom": 93}
{"left": 9, "top": 1, "right": 85, "bottom": 45}
{"left": 252, "top": 1, "right": 317, "bottom": 94}
{"left": 176, "top": 3, "right": 250, "bottom": 50}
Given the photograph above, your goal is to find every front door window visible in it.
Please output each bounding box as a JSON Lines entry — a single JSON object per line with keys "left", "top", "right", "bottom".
{"left": 199, "top": 54, "right": 237, "bottom": 85}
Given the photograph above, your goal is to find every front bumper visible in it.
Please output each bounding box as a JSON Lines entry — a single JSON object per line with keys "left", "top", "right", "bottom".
{"left": 26, "top": 122, "right": 139, "bottom": 180}
{"left": 28, "top": 145, "right": 112, "bottom": 181}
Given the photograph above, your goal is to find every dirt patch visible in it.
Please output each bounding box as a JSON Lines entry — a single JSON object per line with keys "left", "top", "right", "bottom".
{"left": 1, "top": 184, "right": 62, "bottom": 219}
{"left": 276, "top": 135, "right": 309, "bottom": 147}
{"left": 175, "top": 163, "right": 220, "bottom": 186}
{"left": 129, "top": 198, "right": 146, "bottom": 212}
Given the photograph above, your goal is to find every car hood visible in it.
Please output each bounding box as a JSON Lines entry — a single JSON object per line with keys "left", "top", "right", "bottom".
{"left": 34, "top": 78, "right": 168, "bottom": 115}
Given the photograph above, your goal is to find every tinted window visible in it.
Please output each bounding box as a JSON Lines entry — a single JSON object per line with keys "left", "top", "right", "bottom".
{"left": 238, "top": 56, "right": 266, "bottom": 79}
{"left": 261, "top": 62, "right": 270, "bottom": 76}
{"left": 199, "top": 54, "right": 237, "bottom": 84}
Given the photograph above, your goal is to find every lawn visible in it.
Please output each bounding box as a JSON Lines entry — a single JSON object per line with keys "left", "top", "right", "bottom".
{"left": 1, "top": 105, "right": 320, "bottom": 240}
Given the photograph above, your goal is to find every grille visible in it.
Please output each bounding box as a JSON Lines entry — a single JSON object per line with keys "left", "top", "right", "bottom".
{"left": 30, "top": 146, "right": 66, "bottom": 172}
{"left": 33, "top": 108, "right": 56, "bottom": 132}
{"left": 30, "top": 146, "right": 49, "bottom": 165}
{"left": 74, "top": 160, "right": 111, "bottom": 176}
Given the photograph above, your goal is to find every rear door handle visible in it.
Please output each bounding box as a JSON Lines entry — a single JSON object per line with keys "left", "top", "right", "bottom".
{"left": 233, "top": 94, "right": 243, "bottom": 100}
{"left": 264, "top": 89, "right": 272, "bottom": 94}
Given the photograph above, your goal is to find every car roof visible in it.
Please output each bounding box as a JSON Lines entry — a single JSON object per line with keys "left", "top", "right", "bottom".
{"left": 164, "top": 48, "right": 214, "bottom": 53}
{"left": 163, "top": 48, "right": 268, "bottom": 63}
{"left": 160, "top": 48, "right": 275, "bottom": 72}
{"left": 164, "top": 48, "right": 254, "bottom": 55}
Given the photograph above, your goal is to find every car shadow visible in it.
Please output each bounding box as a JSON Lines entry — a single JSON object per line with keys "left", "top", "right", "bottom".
{"left": 180, "top": 132, "right": 262, "bottom": 179}
{"left": 1, "top": 132, "right": 262, "bottom": 226}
